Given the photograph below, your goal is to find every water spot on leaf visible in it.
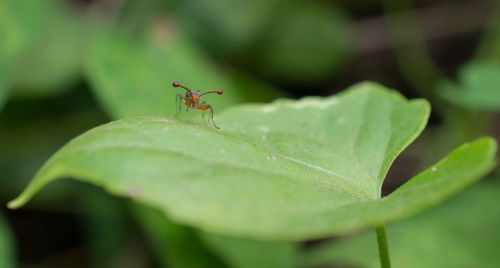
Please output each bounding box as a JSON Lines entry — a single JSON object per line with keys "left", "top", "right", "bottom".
{"left": 268, "top": 155, "right": 276, "bottom": 160}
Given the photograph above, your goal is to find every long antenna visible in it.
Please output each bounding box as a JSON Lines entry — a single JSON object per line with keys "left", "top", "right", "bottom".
{"left": 172, "top": 81, "right": 193, "bottom": 96}
{"left": 200, "top": 89, "right": 223, "bottom": 96}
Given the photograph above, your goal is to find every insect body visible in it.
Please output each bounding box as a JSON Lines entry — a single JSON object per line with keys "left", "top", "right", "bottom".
{"left": 173, "top": 81, "right": 223, "bottom": 129}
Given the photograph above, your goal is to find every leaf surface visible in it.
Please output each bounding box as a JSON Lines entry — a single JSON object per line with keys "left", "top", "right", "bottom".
{"left": 8, "top": 82, "right": 497, "bottom": 240}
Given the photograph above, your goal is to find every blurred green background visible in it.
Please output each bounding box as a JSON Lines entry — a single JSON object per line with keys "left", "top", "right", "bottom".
{"left": 1, "top": 0, "right": 499, "bottom": 267}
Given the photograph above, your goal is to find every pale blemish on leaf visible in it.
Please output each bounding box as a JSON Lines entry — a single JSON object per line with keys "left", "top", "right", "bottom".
{"left": 279, "top": 96, "right": 339, "bottom": 110}
{"left": 260, "top": 106, "right": 276, "bottom": 113}
{"left": 258, "top": 125, "right": 270, "bottom": 132}
{"left": 126, "top": 186, "right": 141, "bottom": 199}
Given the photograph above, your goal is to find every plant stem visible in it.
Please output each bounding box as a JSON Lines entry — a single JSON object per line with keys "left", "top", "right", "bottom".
{"left": 376, "top": 225, "right": 391, "bottom": 268}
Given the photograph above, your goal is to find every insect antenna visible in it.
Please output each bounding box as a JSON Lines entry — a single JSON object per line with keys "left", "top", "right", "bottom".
{"left": 172, "top": 81, "right": 194, "bottom": 97}
{"left": 200, "top": 89, "right": 223, "bottom": 96}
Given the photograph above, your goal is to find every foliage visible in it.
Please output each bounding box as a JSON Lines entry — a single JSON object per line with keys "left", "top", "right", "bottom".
{"left": 439, "top": 61, "right": 500, "bottom": 111}
{"left": 85, "top": 30, "right": 275, "bottom": 120}
{"left": 0, "top": 68, "right": 7, "bottom": 111}
{"left": 1, "top": 0, "right": 499, "bottom": 266}
{"left": 305, "top": 178, "right": 500, "bottom": 268}
{"left": 0, "top": 0, "right": 49, "bottom": 62}
{"left": 8, "top": 83, "right": 496, "bottom": 241}
{"left": 1, "top": 0, "right": 98, "bottom": 97}
{"left": 250, "top": 1, "right": 352, "bottom": 83}
{"left": 131, "top": 203, "right": 226, "bottom": 268}
{"left": 0, "top": 212, "right": 15, "bottom": 268}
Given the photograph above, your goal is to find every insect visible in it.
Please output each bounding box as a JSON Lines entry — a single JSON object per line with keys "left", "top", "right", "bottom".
{"left": 173, "top": 81, "right": 224, "bottom": 129}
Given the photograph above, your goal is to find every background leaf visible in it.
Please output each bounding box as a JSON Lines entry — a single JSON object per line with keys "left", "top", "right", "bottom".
{"left": 0, "top": 67, "right": 7, "bottom": 112}
{"left": 0, "top": 211, "right": 15, "bottom": 268}
{"left": 85, "top": 28, "right": 254, "bottom": 120}
{"left": 131, "top": 203, "right": 225, "bottom": 268}
{"left": 250, "top": 1, "right": 352, "bottom": 84}
{"left": 199, "top": 232, "right": 299, "bottom": 268}
{"left": 1, "top": 0, "right": 103, "bottom": 97}
{"left": 7, "top": 83, "right": 496, "bottom": 240}
{"left": 0, "top": 108, "right": 106, "bottom": 202}
{"left": 176, "top": 0, "right": 289, "bottom": 56}
{"left": 438, "top": 61, "right": 500, "bottom": 111}
{"left": 7, "top": 6, "right": 94, "bottom": 97}
{"left": 304, "top": 178, "right": 500, "bottom": 268}
{"left": 79, "top": 188, "right": 137, "bottom": 268}
{"left": 0, "top": 0, "right": 49, "bottom": 61}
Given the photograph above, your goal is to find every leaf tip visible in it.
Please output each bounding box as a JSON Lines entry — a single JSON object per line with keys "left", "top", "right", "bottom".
{"left": 478, "top": 136, "right": 498, "bottom": 158}
{"left": 411, "top": 98, "right": 431, "bottom": 118}
{"left": 6, "top": 185, "right": 38, "bottom": 210}
{"left": 6, "top": 199, "right": 22, "bottom": 210}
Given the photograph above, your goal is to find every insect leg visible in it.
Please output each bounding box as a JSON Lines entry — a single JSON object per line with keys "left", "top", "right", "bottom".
{"left": 197, "top": 105, "right": 220, "bottom": 129}
{"left": 176, "top": 93, "right": 184, "bottom": 114}
{"left": 209, "top": 106, "right": 219, "bottom": 129}
{"left": 200, "top": 101, "right": 206, "bottom": 121}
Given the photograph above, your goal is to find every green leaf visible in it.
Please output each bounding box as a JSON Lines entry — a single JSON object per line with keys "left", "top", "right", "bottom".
{"left": 199, "top": 232, "right": 300, "bottom": 268}
{"left": 131, "top": 203, "right": 225, "bottom": 268}
{"left": 438, "top": 61, "right": 500, "bottom": 111}
{"left": 0, "top": 211, "right": 15, "bottom": 268}
{"left": 0, "top": 109, "right": 106, "bottom": 200}
{"left": 7, "top": 6, "right": 93, "bottom": 96}
{"left": 176, "top": 0, "right": 287, "bottom": 56}
{"left": 8, "top": 82, "right": 497, "bottom": 240}
{"left": 85, "top": 31, "right": 248, "bottom": 120}
{"left": 304, "top": 178, "right": 500, "bottom": 267}
{"left": 0, "top": 0, "right": 50, "bottom": 61}
{"left": 133, "top": 197, "right": 298, "bottom": 268}
{"left": 0, "top": 67, "right": 7, "bottom": 112}
{"left": 79, "top": 189, "right": 135, "bottom": 268}
{"left": 1, "top": 0, "right": 99, "bottom": 97}
{"left": 252, "top": 1, "right": 352, "bottom": 83}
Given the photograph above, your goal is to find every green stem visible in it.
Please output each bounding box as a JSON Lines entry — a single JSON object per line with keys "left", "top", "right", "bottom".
{"left": 376, "top": 225, "right": 391, "bottom": 268}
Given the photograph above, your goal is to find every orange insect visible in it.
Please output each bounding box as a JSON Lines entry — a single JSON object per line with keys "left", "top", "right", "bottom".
{"left": 173, "top": 81, "right": 224, "bottom": 129}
